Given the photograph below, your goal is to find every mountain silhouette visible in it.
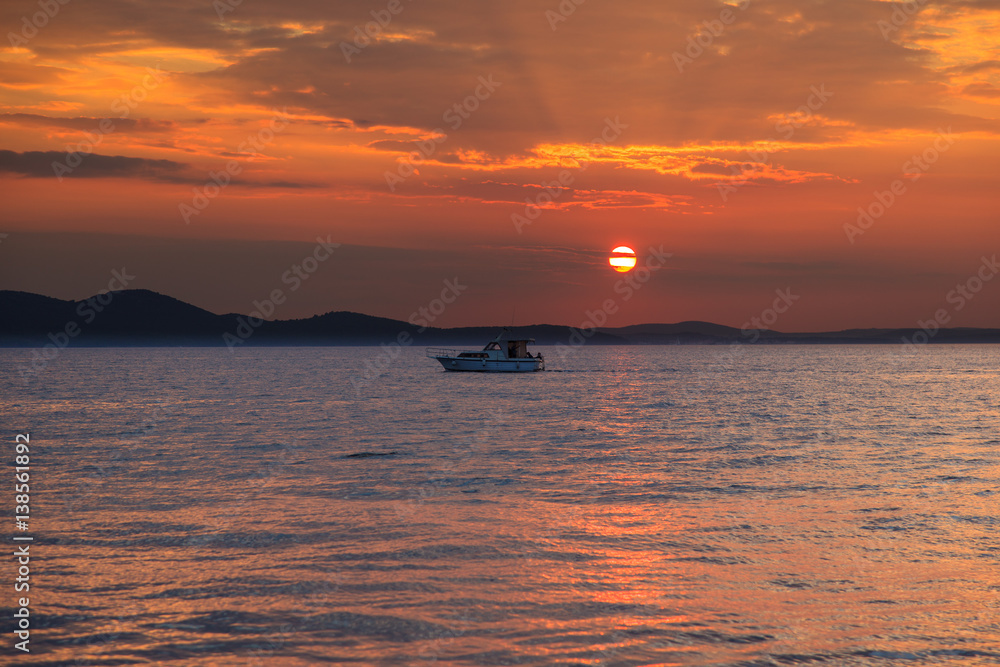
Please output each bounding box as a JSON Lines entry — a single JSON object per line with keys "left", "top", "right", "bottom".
{"left": 2, "top": 289, "right": 999, "bottom": 347}
{"left": 0, "top": 289, "right": 627, "bottom": 346}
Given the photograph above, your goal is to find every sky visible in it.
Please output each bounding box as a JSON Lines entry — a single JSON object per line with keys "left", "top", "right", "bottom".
{"left": 1, "top": 0, "right": 998, "bottom": 330}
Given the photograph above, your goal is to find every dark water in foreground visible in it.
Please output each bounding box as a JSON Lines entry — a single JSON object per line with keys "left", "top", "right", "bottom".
{"left": 2, "top": 345, "right": 999, "bottom": 666}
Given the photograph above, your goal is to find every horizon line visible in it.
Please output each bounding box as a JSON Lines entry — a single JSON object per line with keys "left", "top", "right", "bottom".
{"left": 4, "top": 287, "right": 1000, "bottom": 336}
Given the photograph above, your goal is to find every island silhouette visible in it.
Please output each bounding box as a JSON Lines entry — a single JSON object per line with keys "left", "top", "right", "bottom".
{"left": 3, "top": 289, "right": 999, "bottom": 347}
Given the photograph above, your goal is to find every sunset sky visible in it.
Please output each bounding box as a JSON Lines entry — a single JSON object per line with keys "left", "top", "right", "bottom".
{"left": 1, "top": 0, "right": 998, "bottom": 330}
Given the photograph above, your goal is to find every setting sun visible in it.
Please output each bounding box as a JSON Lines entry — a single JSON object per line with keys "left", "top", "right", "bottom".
{"left": 609, "top": 246, "right": 637, "bottom": 273}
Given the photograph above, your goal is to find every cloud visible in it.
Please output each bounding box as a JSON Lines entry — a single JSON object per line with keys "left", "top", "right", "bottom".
{"left": 690, "top": 162, "right": 736, "bottom": 176}
{"left": 0, "top": 149, "right": 188, "bottom": 180}
{"left": 0, "top": 150, "right": 324, "bottom": 188}
{"left": 0, "top": 61, "right": 69, "bottom": 86}
{"left": 962, "top": 82, "right": 1000, "bottom": 97}
{"left": 4, "top": 0, "right": 999, "bottom": 184}
{"left": 0, "top": 113, "right": 177, "bottom": 133}
{"left": 950, "top": 59, "right": 1000, "bottom": 74}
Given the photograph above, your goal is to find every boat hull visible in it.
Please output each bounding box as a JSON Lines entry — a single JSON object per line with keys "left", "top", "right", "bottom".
{"left": 433, "top": 356, "right": 544, "bottom": 372}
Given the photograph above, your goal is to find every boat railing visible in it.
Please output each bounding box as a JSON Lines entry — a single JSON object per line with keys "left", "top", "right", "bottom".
{"left": 425, "top": 347, "right": 465, "bottom": 359}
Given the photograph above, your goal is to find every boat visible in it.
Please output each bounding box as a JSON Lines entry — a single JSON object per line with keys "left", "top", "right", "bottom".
{"left": 426, "top": 328, "right": 545, "bottom": 372}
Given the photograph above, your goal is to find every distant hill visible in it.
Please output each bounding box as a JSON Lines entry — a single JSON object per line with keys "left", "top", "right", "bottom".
{"left": 0, "top": 289, "right": 627, "bottom": 347}
{"left": 598, "top": 322, "right": 1000, "bottom": 344}
{"left": 589, "top": 320, "right": 1000, "bottom": 345}
{"left": 2, "top": 289, "right": 999, "bottom": 347}
{"left": 0, "top": 290, "right": 238, "bottom": 345}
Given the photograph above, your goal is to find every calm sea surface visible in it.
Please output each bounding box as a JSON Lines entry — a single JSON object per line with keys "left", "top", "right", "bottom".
{"left": 2, "top": 345, "right": 999, "bottom": 666}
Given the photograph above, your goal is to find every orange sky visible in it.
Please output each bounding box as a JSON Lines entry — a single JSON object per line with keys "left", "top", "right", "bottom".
{"left": 1, "top": 0, "right": 999, "bottom": 329}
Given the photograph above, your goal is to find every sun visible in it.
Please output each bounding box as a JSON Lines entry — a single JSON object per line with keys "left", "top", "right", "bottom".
{"left": 609, "top": 246, "right": 637, "bottom": 272}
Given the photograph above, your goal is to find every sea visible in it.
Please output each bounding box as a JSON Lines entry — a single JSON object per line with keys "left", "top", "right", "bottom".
{"left": 2, "top": 344, "right": 999, "bottom": 666}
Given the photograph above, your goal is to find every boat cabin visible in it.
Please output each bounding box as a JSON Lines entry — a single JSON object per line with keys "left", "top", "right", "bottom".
{"left": 483, "top": 330, "right": 536, "bottom": 360}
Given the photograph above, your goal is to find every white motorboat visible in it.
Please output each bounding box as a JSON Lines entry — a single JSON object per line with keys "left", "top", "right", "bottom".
{"left": 427, "top": 328, "right": 545, "bottom": 372}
